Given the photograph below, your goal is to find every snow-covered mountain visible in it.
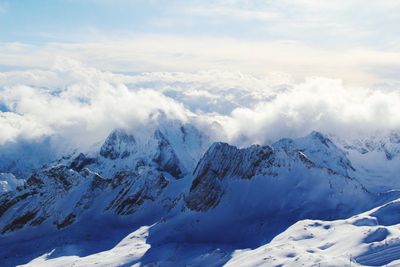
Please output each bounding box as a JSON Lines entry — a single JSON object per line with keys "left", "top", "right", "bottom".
{"left": 333, "top": 132, "right": 400, "bottom": 193}
{"left": 0, "top": 137, "right": 60, "bottom": 179}
{"left": 0, "top": 121, "right": 208, "bottom": 230}
{"left": 0, "top": 126, "right": 399, "bottom": 266}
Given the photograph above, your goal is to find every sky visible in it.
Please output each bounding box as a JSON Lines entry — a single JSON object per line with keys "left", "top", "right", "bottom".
{"left": 1, "top": 0, "right": 400, "bottom": 149}
{"left": 1, "top": 0, "right": 400, "bottom": 86}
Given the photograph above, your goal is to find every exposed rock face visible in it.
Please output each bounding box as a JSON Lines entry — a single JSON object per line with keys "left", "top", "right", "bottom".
{"left": 186, "top": 142, "right": 273, "bottom": 211}
{"left": 100, "top": 129, "right": 137, "bottom": 159}
{"left": 0, "top": 161, "right": 171, "bottom": 233}
{"left": 186, "top": 132, "right": 370, "bottom": 215}
{"left": 152, "top": 130, "right": 184, "bottom": 179}
{"left": 0, "top": 124, "right": 208, "bottom": 235}
{"left": 107, "top": 171, "right": 169, "bottom": 215}
{"left": 0, "top": 129, "right": 384, "bottom": 253}
{"left": 2, "top": 128, "right": 397, "bottom": 266}
{"left": 69, "top": 153, "right": 95, "bottom": 172}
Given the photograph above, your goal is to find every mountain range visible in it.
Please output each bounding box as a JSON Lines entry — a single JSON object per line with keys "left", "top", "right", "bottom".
{"left": 0, "top": 121, "right": 400, "bottom": 266}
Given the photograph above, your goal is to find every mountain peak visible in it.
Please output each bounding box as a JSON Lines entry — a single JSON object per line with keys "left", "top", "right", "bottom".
{"left": 152, "top": 128, "right": 184, "bottom": 179}
{"left": 99, "top": 129, "right": 137, "bottom": 160}
{"left": 272, "top": 131, "right": 355, "bottom": 177}
{"left": 187, "top": 142, "right": 274, "bottom": 211}
{"left": 306, "top": 131, "right": 332, "bottom": 147}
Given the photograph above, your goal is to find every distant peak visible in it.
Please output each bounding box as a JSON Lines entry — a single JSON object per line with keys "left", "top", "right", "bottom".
{"left": 100, "top": 129, "right": 136, "bottom": 159}
{"left": 209, "top": 141, "right": 235, "bottom": 150}
{"left": 309, "top": 130, "right": 326, "bottom": 139}
{"left": 306, "top": 131, "right": 332, "bottom": 147}
{"left": 107, "top": 129, "right": 135, "bottom": 141}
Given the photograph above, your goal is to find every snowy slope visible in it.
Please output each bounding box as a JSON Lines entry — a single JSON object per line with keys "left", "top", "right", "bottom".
{"left": 20, "top": 225, "right": 151, "bottom": 267}
{"left": 333, "top": 132, "right": 400, "bottom": 193}
{"left": 147, "top": 132, "right": 378, "bottom": 250}
{"left": 16, "top": 199, "right": 400, "bottom": 267}
{"left": 0, "top": 129, "right": 399, "bottom": 266}
{"left": 227, "top": 198, "right": 400, "bottom": 267}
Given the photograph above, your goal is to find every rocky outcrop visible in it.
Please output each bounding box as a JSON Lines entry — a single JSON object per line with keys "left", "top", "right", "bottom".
{"left": 186, "top": 142, "right": 273, "bottom": 211}
{"left": 100, "top": 129, "right": 137, "bottom": 159}
{"left": 69, "top": 153, "right": 96, "bottom": 172}
{"left": 0, "top": 125, "right": 206, "bottom": 235}
{"left": 152, "top": 129, "right": 184, "bottom": 179}
{"left": 186, "top": 132, "right": 369, "bottom": 213}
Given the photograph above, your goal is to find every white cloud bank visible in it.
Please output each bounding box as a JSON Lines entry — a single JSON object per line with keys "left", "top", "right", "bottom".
{"left": 0, "top": 59, "right": 399, "bottom": 149}
{"left": 1, "top": 37, "right": 400, "bottom": 88}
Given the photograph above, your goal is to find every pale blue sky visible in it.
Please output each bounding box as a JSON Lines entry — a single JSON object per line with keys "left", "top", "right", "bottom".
{"left": 1, "top": 0, "right": 400, "bottom": 85}
{"left": 2, "top": 0, "right": 399, "bottom": 47}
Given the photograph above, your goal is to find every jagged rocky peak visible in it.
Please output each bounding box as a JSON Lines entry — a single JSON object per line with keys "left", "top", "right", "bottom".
{"left": 69, "top": 153, "right": 95, "bottom": 172}
{"left": 100, "top": 129, "right": 137, "bottom": 160}
{"left": 0, "top": 123, "right": 209, "bottom": 236}
{"left": 186, "top": 132, "right": 364, "bottom": 212}
{"left": 379, "top": 131, "right": 400, "bottom": 160}
{"left": 193, "top": 142, "right": 273, "bottom": 180}
{"left": 152, "top": 129, "right": 185, "bottom": 179}
{"left": 154, "top": 120, "right": 210, "bottom": 170}
{"left": 337, "top": 130, "right": 400, "bottom": 160}
{"left": 186, "top": 142, "right": 274, "bottom": 211}
{"left": 0, "top": 160, "right": 171, "bottom": 235}
{"left": 308, "top": 131, "right": 333, "bottom": 146}
{"left": 28, "top": 164, "right": 84, "bottom": 191}
{"left": 274, "top": 131, "right": 355, "bottom": 177}
{"left": 291, "top": 131, "right": 337, "bottom": 151}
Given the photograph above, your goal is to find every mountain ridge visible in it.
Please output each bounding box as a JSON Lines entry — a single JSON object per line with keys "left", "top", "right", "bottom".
{"left": 0, "top": 125, "right": 399, "bottom": 266}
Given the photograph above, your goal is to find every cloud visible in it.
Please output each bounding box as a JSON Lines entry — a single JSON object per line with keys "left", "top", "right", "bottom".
{"left": 219, "top": 78, "right": 400, "bottom": 144}
{"left": 1, "top": 0, "right": 400, "bottom": 86}
{"left": 0, "top": 60, "right": 191, "bottom": 148}
{"left": 1, "top": 37, "right": 400, "bottom": 87}
{"left": 176, "top": 0, "right": 400, "bottom": 48}
{"left": 0, "top": 60, "right": 400, "bottom": 151}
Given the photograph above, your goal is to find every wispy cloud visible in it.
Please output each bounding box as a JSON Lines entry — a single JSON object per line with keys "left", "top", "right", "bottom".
{"left": 1, "top": 36, "right": 400, "bottom": 87}
{"left": 0, "top": 1, "right": 399, "bottom": 87}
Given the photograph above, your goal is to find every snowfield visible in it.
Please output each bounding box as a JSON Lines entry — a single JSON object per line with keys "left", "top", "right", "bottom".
{"left": 227, "top": 199, "right": 400, "bottom": 267}
{"left": 17, "top": 198, "right": 400, "bottom": 267}
{"left": 21, "top": 226, "right": 151, "bottom": 267}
